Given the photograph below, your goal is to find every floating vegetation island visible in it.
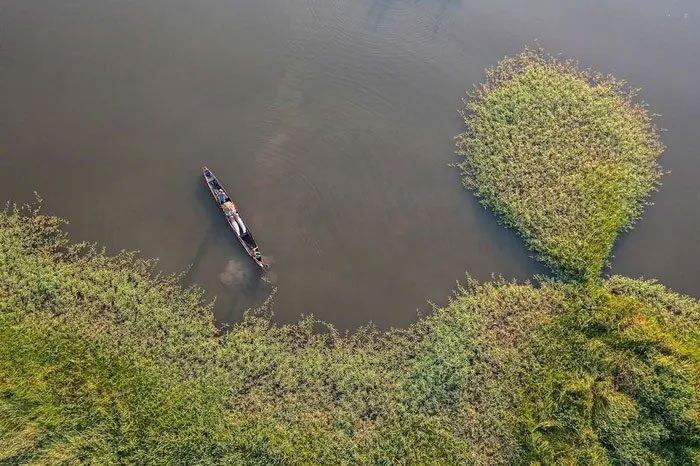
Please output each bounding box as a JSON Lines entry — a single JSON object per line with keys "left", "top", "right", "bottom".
{"left": 457, "top": 49, "right": 664, "bottom": 281}
{"left": 1, "top": 50, "right": 697, "bottom": 465}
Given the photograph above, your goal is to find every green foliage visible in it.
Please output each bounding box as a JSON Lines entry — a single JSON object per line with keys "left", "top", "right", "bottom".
{"left": 518, "top": 282, "right": 700, "bottom": 464}
{"left": 0, "top": 204, "right": 478, "bottom": 464}
{"left": 456, "top": 49, "right": 663, "bottom": 281}
{"left": 2, "top": 205, "right": 698, "bottom": 464}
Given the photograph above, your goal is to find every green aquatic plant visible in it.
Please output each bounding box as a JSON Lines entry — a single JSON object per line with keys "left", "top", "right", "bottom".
{"left": 456, "top": 48, "right": 663, "bottom": 282}
{"left": 1, "top": 205, "right": 698, "bottom": 464}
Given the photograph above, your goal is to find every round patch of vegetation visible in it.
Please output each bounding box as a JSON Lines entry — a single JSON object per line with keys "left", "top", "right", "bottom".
{"left": 456, "top": 49, "right": 663, "bottom": 281}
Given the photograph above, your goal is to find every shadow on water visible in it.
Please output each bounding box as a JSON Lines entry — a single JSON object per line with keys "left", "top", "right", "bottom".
{"left": 182, "top": 223, "right": 216, "bottom": 288}
{"left": 368, "top": 0, "right": 462, "bottom": 31}
{"left": 183, "top": 178, "right": 227, "bottom": 286}
{"left": 184, "top": 174, "right": 271, "bottom": 323}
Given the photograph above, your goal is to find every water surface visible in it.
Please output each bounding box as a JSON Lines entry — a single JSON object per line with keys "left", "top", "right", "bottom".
{"left": 1, "top": 0, "right": 697, "bottom": 328}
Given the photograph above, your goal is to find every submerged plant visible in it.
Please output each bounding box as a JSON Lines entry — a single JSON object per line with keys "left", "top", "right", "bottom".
{"left": 456, "top": 48, "right": 664, "bottom": 282}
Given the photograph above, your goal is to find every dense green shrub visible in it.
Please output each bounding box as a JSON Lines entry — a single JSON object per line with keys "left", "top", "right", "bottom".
{"left": 2, "top": 206, "right": 698, "bottom": 464}
{"left": 456, "top": 49, "right": 663, "bottom": 281}
{"left": 518, "top": 280, "right": 700, "bottom": 464}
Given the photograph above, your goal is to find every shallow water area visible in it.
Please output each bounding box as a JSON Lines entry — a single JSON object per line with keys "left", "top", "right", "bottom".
{"left": 1, "top": 0, "right": 698, "bottom": 328}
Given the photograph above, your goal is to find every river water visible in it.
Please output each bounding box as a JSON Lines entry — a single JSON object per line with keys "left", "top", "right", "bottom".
{"left": 1, "top": 0, "right": 698, "bottom": 328}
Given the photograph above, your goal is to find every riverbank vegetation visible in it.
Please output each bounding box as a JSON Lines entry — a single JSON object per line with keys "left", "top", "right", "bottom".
{"left": 456, "top": 49, "right": 663, "bottom": 281}
{"left": 1, "top": 205, "right": 698, "bottom": 464}
{"left": 2, "top": 49, "right": 698, "bottom": 464}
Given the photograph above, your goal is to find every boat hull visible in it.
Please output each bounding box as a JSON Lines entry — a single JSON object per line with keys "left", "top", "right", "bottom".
{"left": 202, "top": 166, "right": 266, "bottom": 269}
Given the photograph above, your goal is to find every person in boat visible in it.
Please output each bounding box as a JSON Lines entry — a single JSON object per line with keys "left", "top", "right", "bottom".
{"left": 222, "top": 200, "right": 236, "bottom": 217}
{"left": 222, "top": 200, "right": 247, "bottom": 236}
{"left": 230, "top": 219, "right": 241, "bottom": 236}
{"left": 253, "top": 249, "right": 262, "bottom": 261}
{"left": 235, "top": 214, "right": 247, "bottom": 235}
{"left": 217, "top": 189, "right": 227, "bottom": 204}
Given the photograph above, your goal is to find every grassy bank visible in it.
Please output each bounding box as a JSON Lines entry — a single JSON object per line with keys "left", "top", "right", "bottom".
{"left": 1, "top": 205, "right": 698, "bottom": 464}
{"left": 456, "top": 49, "right": 663, "bottom": 281}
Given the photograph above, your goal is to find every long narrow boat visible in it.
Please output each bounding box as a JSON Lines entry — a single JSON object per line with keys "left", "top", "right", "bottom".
{"left": 202, "top": 166, "right": 267, "bottom": 269}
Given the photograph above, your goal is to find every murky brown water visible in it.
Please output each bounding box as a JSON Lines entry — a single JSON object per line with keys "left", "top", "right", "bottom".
{"left": 1, "top": 0, "right": 698, "bottom": 328}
